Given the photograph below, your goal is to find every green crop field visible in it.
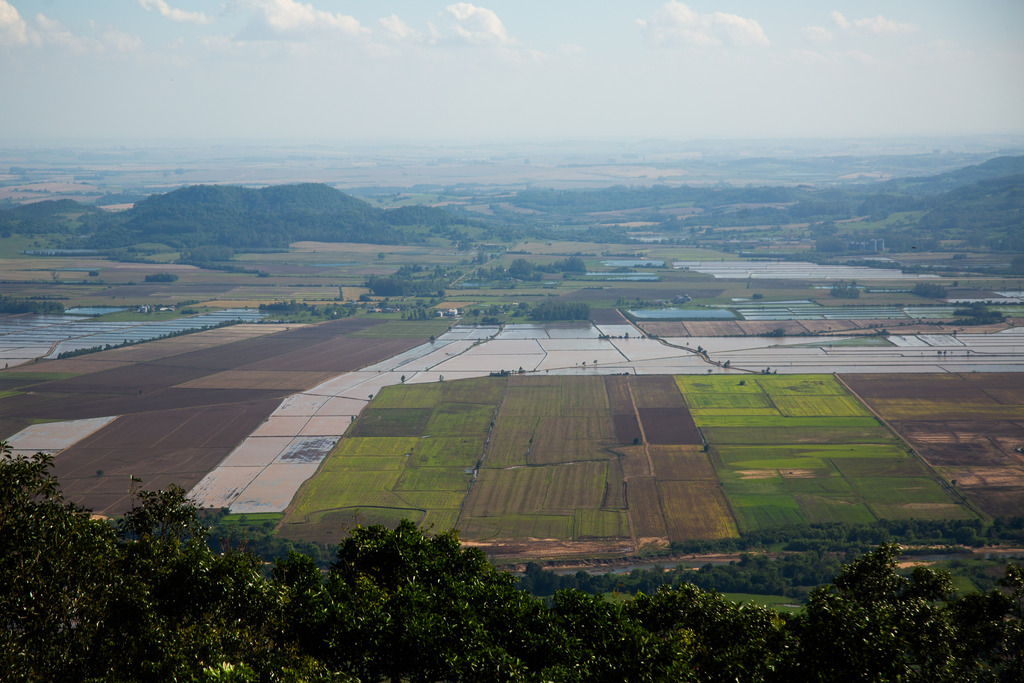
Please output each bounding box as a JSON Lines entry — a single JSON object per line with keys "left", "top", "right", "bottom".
{"left": 370, "top": 383, "right": 443, "bottom": 409}
{"left": 349, "top": 408, "right": 433, "bottom": 437}
{"left": 280, "top": 372, "right": 981, "bottom": 553}
{"left": 409, "top": 436, "right": 484, "bottom": 467}
{"left": 425, "top": 403, "right": 494, "bottom": 436}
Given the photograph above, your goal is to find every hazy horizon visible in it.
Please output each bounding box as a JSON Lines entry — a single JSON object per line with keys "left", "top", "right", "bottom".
{"left": 2, "top": 1, "right": 1022, "bottom": 144}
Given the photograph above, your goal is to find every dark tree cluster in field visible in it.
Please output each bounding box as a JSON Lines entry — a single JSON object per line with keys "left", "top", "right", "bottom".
{"left": 364, "top": 264, "right": 452, "bottom": 297}
{"left": 143, "top": 272, "right": 179, "bottom": 283}
{"left": 476, "top": 256, "right": 587, "bottom": 283}
{"left": 258, "top": 299, "right": 354, "bottom": 320}
{"left": 830, "top": 280, "right": 861, "bottom": 299}
{"left": 3, "top": 446, "right": 1023, "bottom": 682}
{"left": 529, "top": 301, "right": 590, "bottom": 321}
{"left": 954, "top": 302, "right": 1007, "bottom": 325}
{"left": 912, "top": 282, "right": 949, "bottom": 299}
{"left": 0, "top": 295, "right": 64, "bottom": 315}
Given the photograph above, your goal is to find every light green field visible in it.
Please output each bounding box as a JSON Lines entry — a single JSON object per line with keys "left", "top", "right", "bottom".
{"left": 409, "top": 436, "right": 484, "bottom": 467}
{"left": 369, "top": 383, "right": 443, "bottom": 409}
{"left": 677, "top": 373, "right": 973, "bottom": 533}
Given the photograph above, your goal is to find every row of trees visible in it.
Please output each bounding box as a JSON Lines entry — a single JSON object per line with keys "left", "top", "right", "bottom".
{"left": 474, "top": 256, "right": 587, "bottom": 284}
{"left": 0, "top": 295, "right": 63, "bottom": 315}
{"left": 3, "top": 445, "right": 1022, "bottom": 682}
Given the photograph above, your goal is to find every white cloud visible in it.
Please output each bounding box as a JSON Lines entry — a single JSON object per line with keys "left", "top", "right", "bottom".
{"left": 35, "top": 13, "right": 96, "bottom": 53}
{"left": 443, "top": 3, "right": 511, "bottom": 46}
{"left": 0, "top": 0, "right": 32, "bottom": 46}
{"left": 712, "top": 12, "right": 769, "bottom": 47}
{"left": 831, "top": 11, "right": 917, "bottom": 36}
{"left": 802, "top": 25, "right": 832, "bottom": 43}
{"left": 830, "top": 10, "right": 850, "bottom": 32}
{"left": 103, "top": 28, "right": 145, "bottom": 53}
{"left": 236, "top": 0, "right": 367, "bottom": 39}
{"left": 137, "top": 0, "right": 211, "bottom": 26}
{"left": 638, "top": 2, "right": 768, "bottom": 48}
{"left": 379, "top": 14, "right": 419, "bottom": 42}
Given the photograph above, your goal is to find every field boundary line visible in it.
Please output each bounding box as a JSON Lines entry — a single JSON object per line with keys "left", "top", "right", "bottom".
{"left": 833, "top": 373, "right": 987, "bottom": 521}
{"left": 455, "top": 377, "right": 508, "bottom": 529}
{"left": 613, "top": 308, "right": 646, "bottom": 338}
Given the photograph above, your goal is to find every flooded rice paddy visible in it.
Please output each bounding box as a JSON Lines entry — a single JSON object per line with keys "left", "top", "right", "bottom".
{"left": 0, "top": 309, "right": 265, "bottom": 367}
{"left": 674, "top": 260, "right": 938, "bottom": 280}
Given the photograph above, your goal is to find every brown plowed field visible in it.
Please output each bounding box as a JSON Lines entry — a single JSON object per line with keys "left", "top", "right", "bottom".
{"left": 589, "top": 308, "right": 625, "bottom": 324}
{"left": 626, "top": 476, "right": 668, "bottom": 540}
{"left": 604, "top": 375, "right": 634, "bottom": 414}
{"left": 649, "top": 445, "right": 717, "bottom": 480}
{"left": 52, "top": 399, "right": 280, "bottom": 515}
{"left": 842, "top": 373, "right": 1024, "bottom": 517}
{"left": 894, "top": 421, "right": 1020, "bottom": 467}
{"left": 637, "top": 407, "right": 702, "bottom": 445}
{"left": 629, "top": 375, "right": 686, "bottom": 409}
{"left": 612, "top": 413, "right": 642, "bottom": 446}
{"left": 0, "top": 319, "right": 419, "bottom": 422}
{"left": 3, "top": 388, "right": 287, "bottom": 422}
{"left": 1, "top": 317, "right": 431, "bottom": 516}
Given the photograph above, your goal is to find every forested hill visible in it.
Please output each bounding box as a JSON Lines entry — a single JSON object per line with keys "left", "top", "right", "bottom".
{"left": 878, "top": 155, "right": 1024, "bottom": 195}
{"left": 85, "top": 183, "right": 473, "bottom": 250}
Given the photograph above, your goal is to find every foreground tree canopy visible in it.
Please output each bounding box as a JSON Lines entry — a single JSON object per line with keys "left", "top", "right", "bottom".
{"left": 2, "top": 444, "right": 1022, "bottom": 682}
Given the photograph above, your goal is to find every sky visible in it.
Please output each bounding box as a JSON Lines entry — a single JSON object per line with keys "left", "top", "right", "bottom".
{"left": 0, "top": 1, "right": 1022, "bottom": 143}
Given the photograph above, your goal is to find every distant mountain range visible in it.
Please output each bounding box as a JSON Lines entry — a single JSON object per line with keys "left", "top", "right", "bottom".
{"left": 0, "top": 157, "right": 1021, "bottom": 258}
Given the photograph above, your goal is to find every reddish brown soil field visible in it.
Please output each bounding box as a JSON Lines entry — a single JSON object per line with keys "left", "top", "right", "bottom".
{"left": 2, "top": 317, "right": 431, "bottom": 515}
{"left": 53, "top": 399, "right": 280, "bottom": 515}
{"left": 589, "top": 308, "right": 626, "bottom": 324}
{"left": 239, "top": 337, "right": 414, "bottom": 372}
{"left": 604, "top": 376, "right": 633, "bottom": 414}
{"left": 0, "top": 319, "right": 418, "bottom": 422}
{"left": 629, "top": 376, "right": 686, "bottom": 409}
{"left": 637, "top": 407, "right": 702, "bottom": 445}
{"left": 5, "top": 389, "right": 287, "bottom": 422}
{"left": 841, "top": 373, "right": 1024, "bottom": 517}
{"left": 612, "top": 413, "right": 642, "bottom": 446}
{"left": 894, "top": 421, "right": 1021, "bottom": 467}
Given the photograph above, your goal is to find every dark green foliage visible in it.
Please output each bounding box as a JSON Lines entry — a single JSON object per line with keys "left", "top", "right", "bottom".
{"left": 878, "top": 156, "right": 1024, "bottom": 195}
{"left": 0, "top": 295, "right": 64, "bottom": 314}
{"left": 80, "top": 183, "right": 476, "bottom": 252}
{"left": 3, "top": 444, "right": 1022, "bottom": 682}
{"left": 530, "top": 301, "right": 590, "bottom": 321}
{"left": 259, "top": 299, "right": 351, "bottom": 320}
{"left": 954, "top": 303, "right": 1006, "bottom": 325}
{"left": 830, "top": 280, "right": 860, "bottom": 299}
{"left": 143, "top": 272, "right": 179, "bottom": 282}
{"left": 0, "top": 199, "right": 99, "bottom": 236}
{"left": 912, "top": 282, "right": 949, "bottom": 298}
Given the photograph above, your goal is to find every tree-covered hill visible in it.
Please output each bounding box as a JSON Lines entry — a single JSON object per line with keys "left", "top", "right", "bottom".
{"left": 0, "top": 183, "right": 480, "bottom": 251}
{"left": 878, "top": 155, "right": 1024, "bottom": 195}
{"left": 0, "top": 199, "right": 100, "bottom": 236}
{"left": 86, "top": 183, "right": 476, "bottom": 250}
